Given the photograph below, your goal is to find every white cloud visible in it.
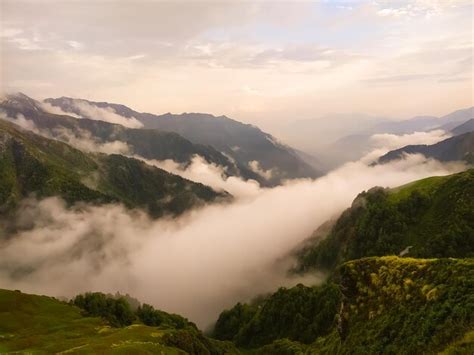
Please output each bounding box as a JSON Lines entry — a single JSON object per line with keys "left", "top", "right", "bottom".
{"left": 0, "top": 111, "right": 39, "bottom": 132}
{"left": 248, "top": 160, "right": 274, "bottom": 180}
{"left": 139, "top": 155, "right": 262, "bottom": 200}
{"left": 40, "top": 101, "right": 82, "bottom": 118}
{"left": 70, "top": 100, "right": 143, "bottom": 129}
{"left": 362, "top": 129, "right": 452, "bottom": 163}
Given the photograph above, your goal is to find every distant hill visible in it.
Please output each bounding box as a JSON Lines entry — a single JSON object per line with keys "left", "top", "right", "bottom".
{"left": 377, "top": 132, "right": 474, "bottom": 165}
{"left": 1, "top": 93, "right": 263, "bottom": 185}
{"left": 0, "top": 288, "right": 237, "bottom": 354}
{"left": 0, "top": 119, "right": 225, "bottom": 218}
{"left": 45, "top": 96, "right": 321, "bottom": 184}
{"left": 451, "top": 118, "right": 474, "bottom": 136}
{"left": 294, "top": 107, "right": 473, "bottom": 168}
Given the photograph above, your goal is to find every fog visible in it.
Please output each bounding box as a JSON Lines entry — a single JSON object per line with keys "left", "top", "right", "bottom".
{"left": 42, "top": 99, "right": 143, "bottom": 128}
{"left": 0, "top": 151, "right": 465, "bottom": 328}
{"left": 139, "top": 155, "right": 262, "bottom": 199}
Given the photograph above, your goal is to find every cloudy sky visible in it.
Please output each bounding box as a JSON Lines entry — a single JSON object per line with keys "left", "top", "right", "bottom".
{"left": 1, "top": 0, "right": 472, "bottom": 127}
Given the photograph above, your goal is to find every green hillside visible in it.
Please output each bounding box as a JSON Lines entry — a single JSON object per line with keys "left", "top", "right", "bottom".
{"left": 296, "top": 169, "right": 474, "bottom": 272}
{"left": 0, "top": 119, "right": 226, "bottom": 219}
{"left": 0, "top": 289, "right": 237, "bottom": 354}
{"left": 213, "top": 257, "right": 474, "bottom": 354}
{"left": 212, "top": 170, "right": 474, "bottom": 353}
{"left": 311, "top": 257, "right": 474, "bottom": 354}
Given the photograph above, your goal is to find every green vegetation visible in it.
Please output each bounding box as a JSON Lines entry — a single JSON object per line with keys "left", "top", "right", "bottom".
{"left": 211, "top": 257, "right": 474, "bottom": 354}
{"left": 211, "top": 171, "right": 474, "bottom": 353}
{"left": 213, "top": 283, "right": 339, "bottom": 348}
{"left": 311, "top": 257, "right": 474, "bottom": 354}
{"left": 296, "top": 169, "right": 474, "bottom": 272}
{"left": 0, "top": 289, "right": 238, "bottom": 354}
{"left": 0, "top": 119, "right": 226, "bottom": 219}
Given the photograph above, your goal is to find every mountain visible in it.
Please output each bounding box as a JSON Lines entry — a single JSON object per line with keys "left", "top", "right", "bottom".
{"left": 377, "top": 132, "right": 474, "bottom": 165}
{"left": 211, "top": 170, "right": 474, "bottom": 353}
{"left": 295, "top": 169, "right": 474, "bottom": 273}
{"left": 1, "top": 93, "right": 263, "bottom": 185}
{"left": 44, "top": 97, "right": 321, "bottom": 184}
{"left": 0, "top": 289, "right": 237, "bottom": 354}
{"left": 0, "top": 119, "right": 225, "bottom": 219}
{"left": 451, "top": 119, "right": 474, "bottom": 136}
{"left": 292, "top": 107, "right": 474, "bottom": 169}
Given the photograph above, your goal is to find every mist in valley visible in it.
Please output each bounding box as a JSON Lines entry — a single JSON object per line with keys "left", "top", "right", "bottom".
{"left": 0, "top": 126, "right": 465, "bottom": 327}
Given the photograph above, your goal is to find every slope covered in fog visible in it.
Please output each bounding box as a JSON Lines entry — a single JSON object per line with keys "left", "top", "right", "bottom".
{"left": 45, "top": 96, "right": 321, "bottom": 184}
{"left": 1, "top": 93, "right": 264, "bottom": 184}
{"left": 377, "top": 132, "right": 474, "bottom": 165}
{"left": 0, "top": 119, "right": 225, "bottom": 218}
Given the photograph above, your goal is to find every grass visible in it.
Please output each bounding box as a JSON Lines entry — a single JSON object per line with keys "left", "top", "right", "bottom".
{"left": 0, "top": 289, "right": 203, "bottom": 354}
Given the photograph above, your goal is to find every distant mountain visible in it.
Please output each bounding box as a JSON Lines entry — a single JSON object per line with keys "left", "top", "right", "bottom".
{"left": 377, "top": 132, "right": 474, "bottom": 165}
{"left": 45, "top": 97, "right": 321, "bottom": 183}
{"left": 0, "top": 119, "right": 225, "bottom": 218}
{"left": 1, "top": 93, "right": 263, "bottom": 184}
{"left": 451, "top": 118, "right": 474, "bottom": 136}
{"left": 287, "top": 108, "right": 474, "bottom": 169}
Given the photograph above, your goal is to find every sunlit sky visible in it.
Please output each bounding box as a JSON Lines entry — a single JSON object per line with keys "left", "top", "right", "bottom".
{"left": 1, "top": 0, "right": 473, "bottom": 127}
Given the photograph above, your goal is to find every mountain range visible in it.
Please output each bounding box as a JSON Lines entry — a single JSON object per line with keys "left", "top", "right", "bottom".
{"left": 283, "top": 107, "right": 474, "bottom": 168}
{"left": 44, "top": 96, "right": 321, "bottom": 184}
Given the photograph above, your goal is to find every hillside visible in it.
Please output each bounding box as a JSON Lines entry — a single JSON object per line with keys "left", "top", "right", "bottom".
{"left": 213, "top": 257, "right": 474, "bottom": 354}
{"left": 312, "top": 257, "right": 474, "bottom": 354}
{"left": 0, "top": 289, "right": 237, "bottom": 354}
{"left": 452, "top": 119, "right": 474, "bottom": 136}
{"left": 295, "top": 169, "right": 474, "bottom": 272}
{"left": 1, "top": 93, "right": 262, "bottom": 184}
{"left": 377, "top": 132, "right": 474, "bottom": 165}
{"left": 0, "top": 119, "right": 225, "bottom": 219}
{"left": 44, "top": 96, "right": 320, "bottom": 184}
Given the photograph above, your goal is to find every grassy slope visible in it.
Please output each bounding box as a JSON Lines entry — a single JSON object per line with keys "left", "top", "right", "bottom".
{"left": 0, "top": 289, "right": 238, "bottom": 354}
{"left": 0, "top": 119, "right": 225, "bottom": 218}
{"left": 296, "top": 169, "right": 474, "bottom": 272}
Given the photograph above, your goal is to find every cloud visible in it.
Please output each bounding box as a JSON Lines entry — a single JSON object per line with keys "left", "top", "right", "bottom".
{"left": 40, "top": 101, "right": 82, "bottom": 118}
{"left": 0, "top": 153, "right": 465, "bottom": 329}
{"left": 2, "top": 1, "right": 471, "bottom": 124}
{"left": 0, "top": 112, "right": 131, "bottom": 155}
{"left": 362, "top": 129, "right": 452, "bottom": 163}
{"left": 0, "top": 111, "right": 39, "bottom": 132}
{"left": 51, "top": 127, "right": 132, "bottom": 155}
{"left": 139, "top": 155, "right": 261, "bottom": 200}
{"left": 69, "top": 100, "right": 143, "bottom": 128}
{"left": 248, "top": 160, "right": 274, "bottom": 180}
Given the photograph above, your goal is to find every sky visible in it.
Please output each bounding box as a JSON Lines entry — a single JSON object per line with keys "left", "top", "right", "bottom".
{"left": 1, "top": 0, "right": 473, "bottom": 128}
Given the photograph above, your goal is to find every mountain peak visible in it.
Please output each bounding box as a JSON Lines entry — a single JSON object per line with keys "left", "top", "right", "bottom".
{"left": 1, "top": 92, "right": 42, "bottom": 113}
